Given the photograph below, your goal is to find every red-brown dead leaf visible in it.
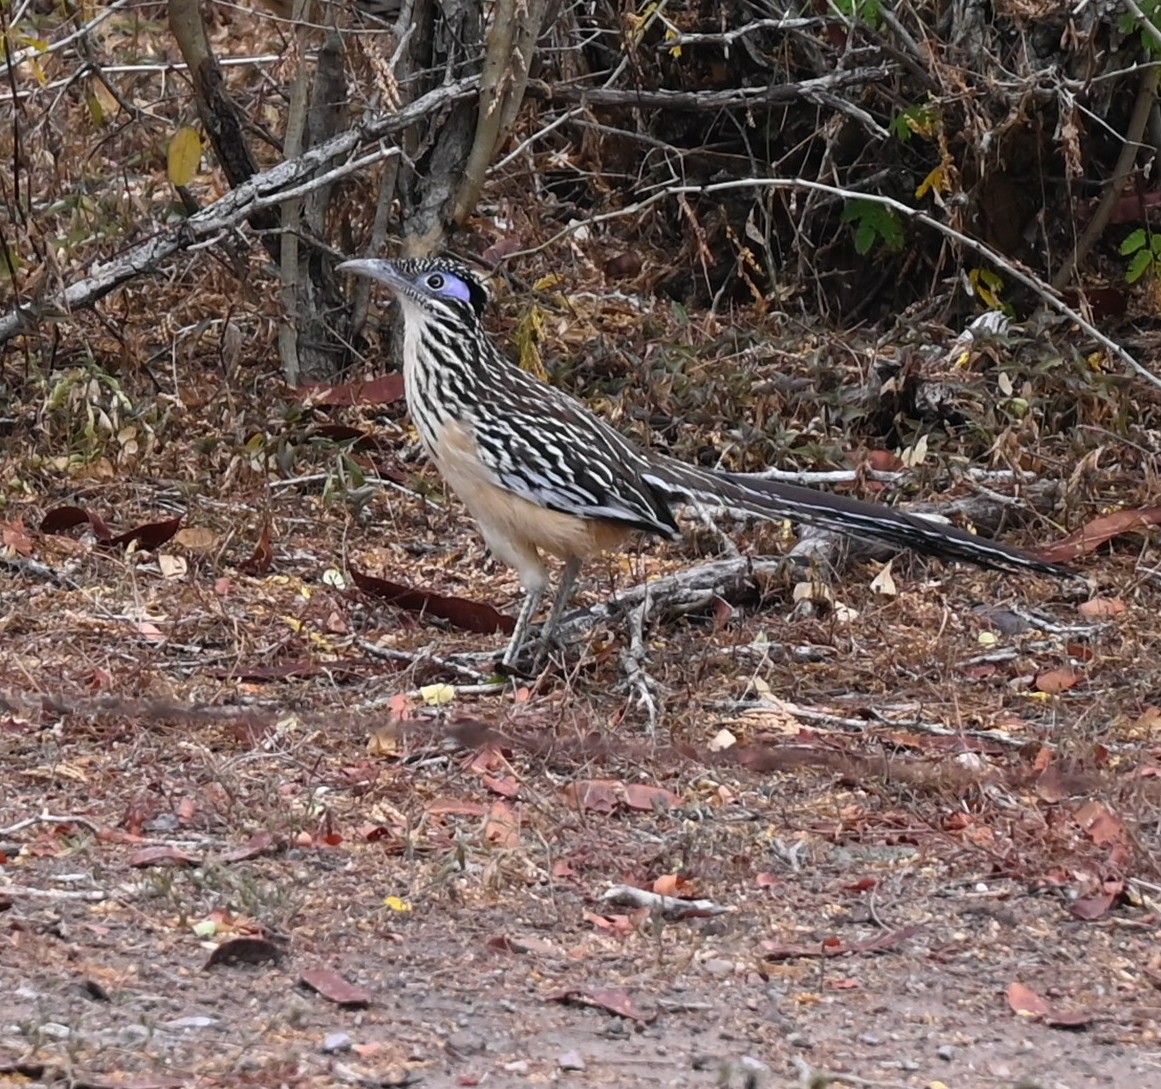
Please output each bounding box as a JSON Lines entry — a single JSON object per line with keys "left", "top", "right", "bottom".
{"left": 426, "top": 800, "right": 490, "bottom": 817}
{"left": 482, "top": 774, "right": 520, "bottom": 798}
{"left": 622, "top": 783, "right": 681, "bottom": 812}
{"left": 307, "top": 423, "right": 385, "bottom": 452}
{"left": 350, "top": 568, "right": 515, "bottom": 635}
{"left": 1036, "top": 506, "right": 1161, "bottom": 563}
{"left": 300, "top": 967, "right": 374, "bottom": 1007}
{"left": 1, "top": 519, "right": 34, "bottom": 555}
{"left": 1008, "top": 981, "right": 1051, "bottom": 1018}
{"left": 563, "top": 779, "right": 620, "bottom": 813}
{"left": 483, "top": 801, "right": 520, "bottom": 848}
{"left": 465, "top": 745, "right": 508, "bottom": 774}
{"left": 1035, "top": 765, "right": 1071, "bottom": 804}
{"left": 106, "top": 516, "right": 183, "bottom": 550}
{"left": 545, "top": 985, "right": 656, "bottom": 1023}
{"left": 483, "top": 236, "right": 527, "bottom": 264}
{"left": 298, "top": 374, "right": 405, "bottom": 405}
{"left": 761, "top": 924, "right": 922, "bottom": 961}
{"left": 40, "top": 505, "right": 112, "bottom": 540}
{"left": 128, "top": 845, "right": 201, "bottom": 868}
{"left": 218, "top": 832, "right": 279, "bottom": 863}
{"left": 863, "top": 448, "right": 907, "bottom": 473}
{"left": 239, "top": 520, "right": 274, "bottom": 575}
{"left": 1078, "top": 597, "right": 1126, "bottom": 619}
{"left": 1070, "top": 887, "right": 1120, "bottom": 921}
{"left": 583, "top": 910, "right": 639, "bottom": 936}
{"left": 1074, "top": 801, "right": 1128, "bottom": 846}
{"left": 1035, "top": 667, "right": 1082, "bottom": 694}
{"left": 1007, "top": 981, "right": 1093, "bottom": 1027}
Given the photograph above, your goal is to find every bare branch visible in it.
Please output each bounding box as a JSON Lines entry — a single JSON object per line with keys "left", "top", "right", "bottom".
{"left": 0, "top": 78, "right": 476, "bottom": 344}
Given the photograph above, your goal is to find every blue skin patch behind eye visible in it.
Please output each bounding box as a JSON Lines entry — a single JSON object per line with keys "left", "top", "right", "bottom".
{"left": 427, "top": 272, "right": 473, "bottom": 305}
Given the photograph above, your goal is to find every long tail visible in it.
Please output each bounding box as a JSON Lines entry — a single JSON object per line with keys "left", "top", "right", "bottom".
{"left": 643, "top": 455, "right": 1075, "bottom": 578}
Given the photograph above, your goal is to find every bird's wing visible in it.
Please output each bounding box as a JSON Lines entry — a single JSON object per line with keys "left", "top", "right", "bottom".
{"left": 464, "top": 377, "right": 681, "bottom": 540}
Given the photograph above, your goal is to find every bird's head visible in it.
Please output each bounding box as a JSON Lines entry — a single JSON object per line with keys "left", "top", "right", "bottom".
{"left": 337, "top": 256, "right": 489, "bottom": 324}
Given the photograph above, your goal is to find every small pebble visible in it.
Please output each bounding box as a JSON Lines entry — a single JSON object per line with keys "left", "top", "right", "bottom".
{"left": 937, "top": 1044, "right": 955, "bottom": 1062}
{"left": 163, "top": 1017, "right": 218, "bottom": 1031}
{"left": 502, "top": 1060, "right": 529, "bottom": 1074}
{"left": 445, "top": 1031, "right": 485, "bottom": 1056}
{"left": 787, "top": 1033, "right": 813, "bottom": 1049}
{"left": 859, "top": 1033, "right": 883, "bottom": 1046}
{"left": 321, "top": 1032, "right": 352, "bottom": 1054}
{"left": 558, "top": 1050, "right": 586, "bottom": 1071}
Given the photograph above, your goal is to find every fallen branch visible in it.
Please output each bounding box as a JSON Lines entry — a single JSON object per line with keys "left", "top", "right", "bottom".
{"left": 0, "top": 77, "right": 478, "bottom": 344}
{"left": 525, "top": 66, "right": 891, "bottom": 111}
{"left": 601, "top": 884, "right": 736, "bottom": 918}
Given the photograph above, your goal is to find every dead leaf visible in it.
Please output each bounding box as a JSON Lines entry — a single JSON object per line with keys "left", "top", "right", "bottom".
{"left": 1070, "top": 888, "right": 1119, "bottom": 921}
{"left": 1, "top": 520, "right": 34, "bottom": 555}
{"left": 298, "top": 374, "right": 405, "bottom": 405}
{"left": 1035, "top": 667, "right": 1082, "bottom": 694}
{"left": 622, "top": 783, "right": 681, "bottom": 811}
{"left": 300, "top": 967, "right": 373, "bottom": 1007}
{"left": 128, "top": 845, "right": 201, "bottom": 868}
{"left": 563, "top": 779, "right": 620, "bottom": 813}
{"left": 1036, "top": 506, "right": 1161, "bottom": 563}
{"left": 204, "top": 936, "right": 282, "bottom": 969}
{"left": 545, "top": 985, "right": 656, "bottom": 1023}
{"left": 217, "top": 832, "right": 279, "bottom": 863}
{"left": 1078, "top": 597, "right": 1126, "bottom": 619}
{"left": 762, "top": 924, "right": 922, "bottom": 961}
{"left": 1008, "top": 981, "right": 1050, "bottom": 1018}
{"left": 482, "top": 774, "right": 520, "bottom": 798}
{"left": 239, "top": 520, "right": 274, "bottom": 575}
{"left": 174, "top": 526, "right": 218, "bottom": 551}
{"left": 483, "top": 801, "right": 520, "bottom": 848}
{"left": 351, "top": 568, "right": 515, "bottom": 635}
{"left": 106, "top": 517, "right": 183, "bottom": 551}
{"left": 1006, "top": 981, "right": 1093, "bottom": 1027}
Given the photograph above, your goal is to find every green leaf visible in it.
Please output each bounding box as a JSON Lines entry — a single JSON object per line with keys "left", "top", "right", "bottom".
{"left": 1120, "top": 228, "right": 1148, "bottom": 255}
{"left": 1126, "top": 249, "right": 1153, "bottom": 283}
{"left": 854, "top": 221, "right": 875, "bottom": 255}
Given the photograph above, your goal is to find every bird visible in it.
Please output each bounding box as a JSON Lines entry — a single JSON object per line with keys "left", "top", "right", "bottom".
{"left": 337, "top": 255, "right": 1075, "bottom": 667}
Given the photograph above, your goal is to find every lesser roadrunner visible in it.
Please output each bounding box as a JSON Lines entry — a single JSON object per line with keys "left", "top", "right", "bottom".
{"left": 339, "top": 257, "right": 1073, "bottom": 665}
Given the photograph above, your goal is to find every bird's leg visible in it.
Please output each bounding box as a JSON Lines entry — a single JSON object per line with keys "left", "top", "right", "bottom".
{"left": 537, "top": 556, "right": 581, "bottom": 658}
{"left": 502, "top": 587, "right": 544, "bottom": 667}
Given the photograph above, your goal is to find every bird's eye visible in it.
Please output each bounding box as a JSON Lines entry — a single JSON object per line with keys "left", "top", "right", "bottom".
{"left": 427, "top": 273, "right": 445, "bottom": 290}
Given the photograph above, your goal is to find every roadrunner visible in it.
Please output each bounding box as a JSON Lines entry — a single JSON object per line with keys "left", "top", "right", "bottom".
{"left": 339, "top": 256, "right": 1073, "bottom": 665}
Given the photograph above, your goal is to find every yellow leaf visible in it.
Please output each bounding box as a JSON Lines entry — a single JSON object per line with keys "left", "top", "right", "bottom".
{"left": 915, "top": 164, "right": 946, "bottom": 200}
{"left": 531, "top": 273, "right": 562, "bottom": 291}
{"left": 85, "top": 91, "right": 105, "bottom": 127}
{"left": 167, "top": 126, "right": 203, "bottom": 187}
{"left": 420, "top": 683, "right": 455, "bottom": 705}
{"left": 516, "top": 304, "right": 548, "bottom": 380}
{"left": 384, "top": 896, "right": 412, "bottom": 912}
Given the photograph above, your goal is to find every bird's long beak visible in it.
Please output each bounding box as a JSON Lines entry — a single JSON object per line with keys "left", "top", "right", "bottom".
{"left": 337, "top": 258, "right": 408, "bottom": 295}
